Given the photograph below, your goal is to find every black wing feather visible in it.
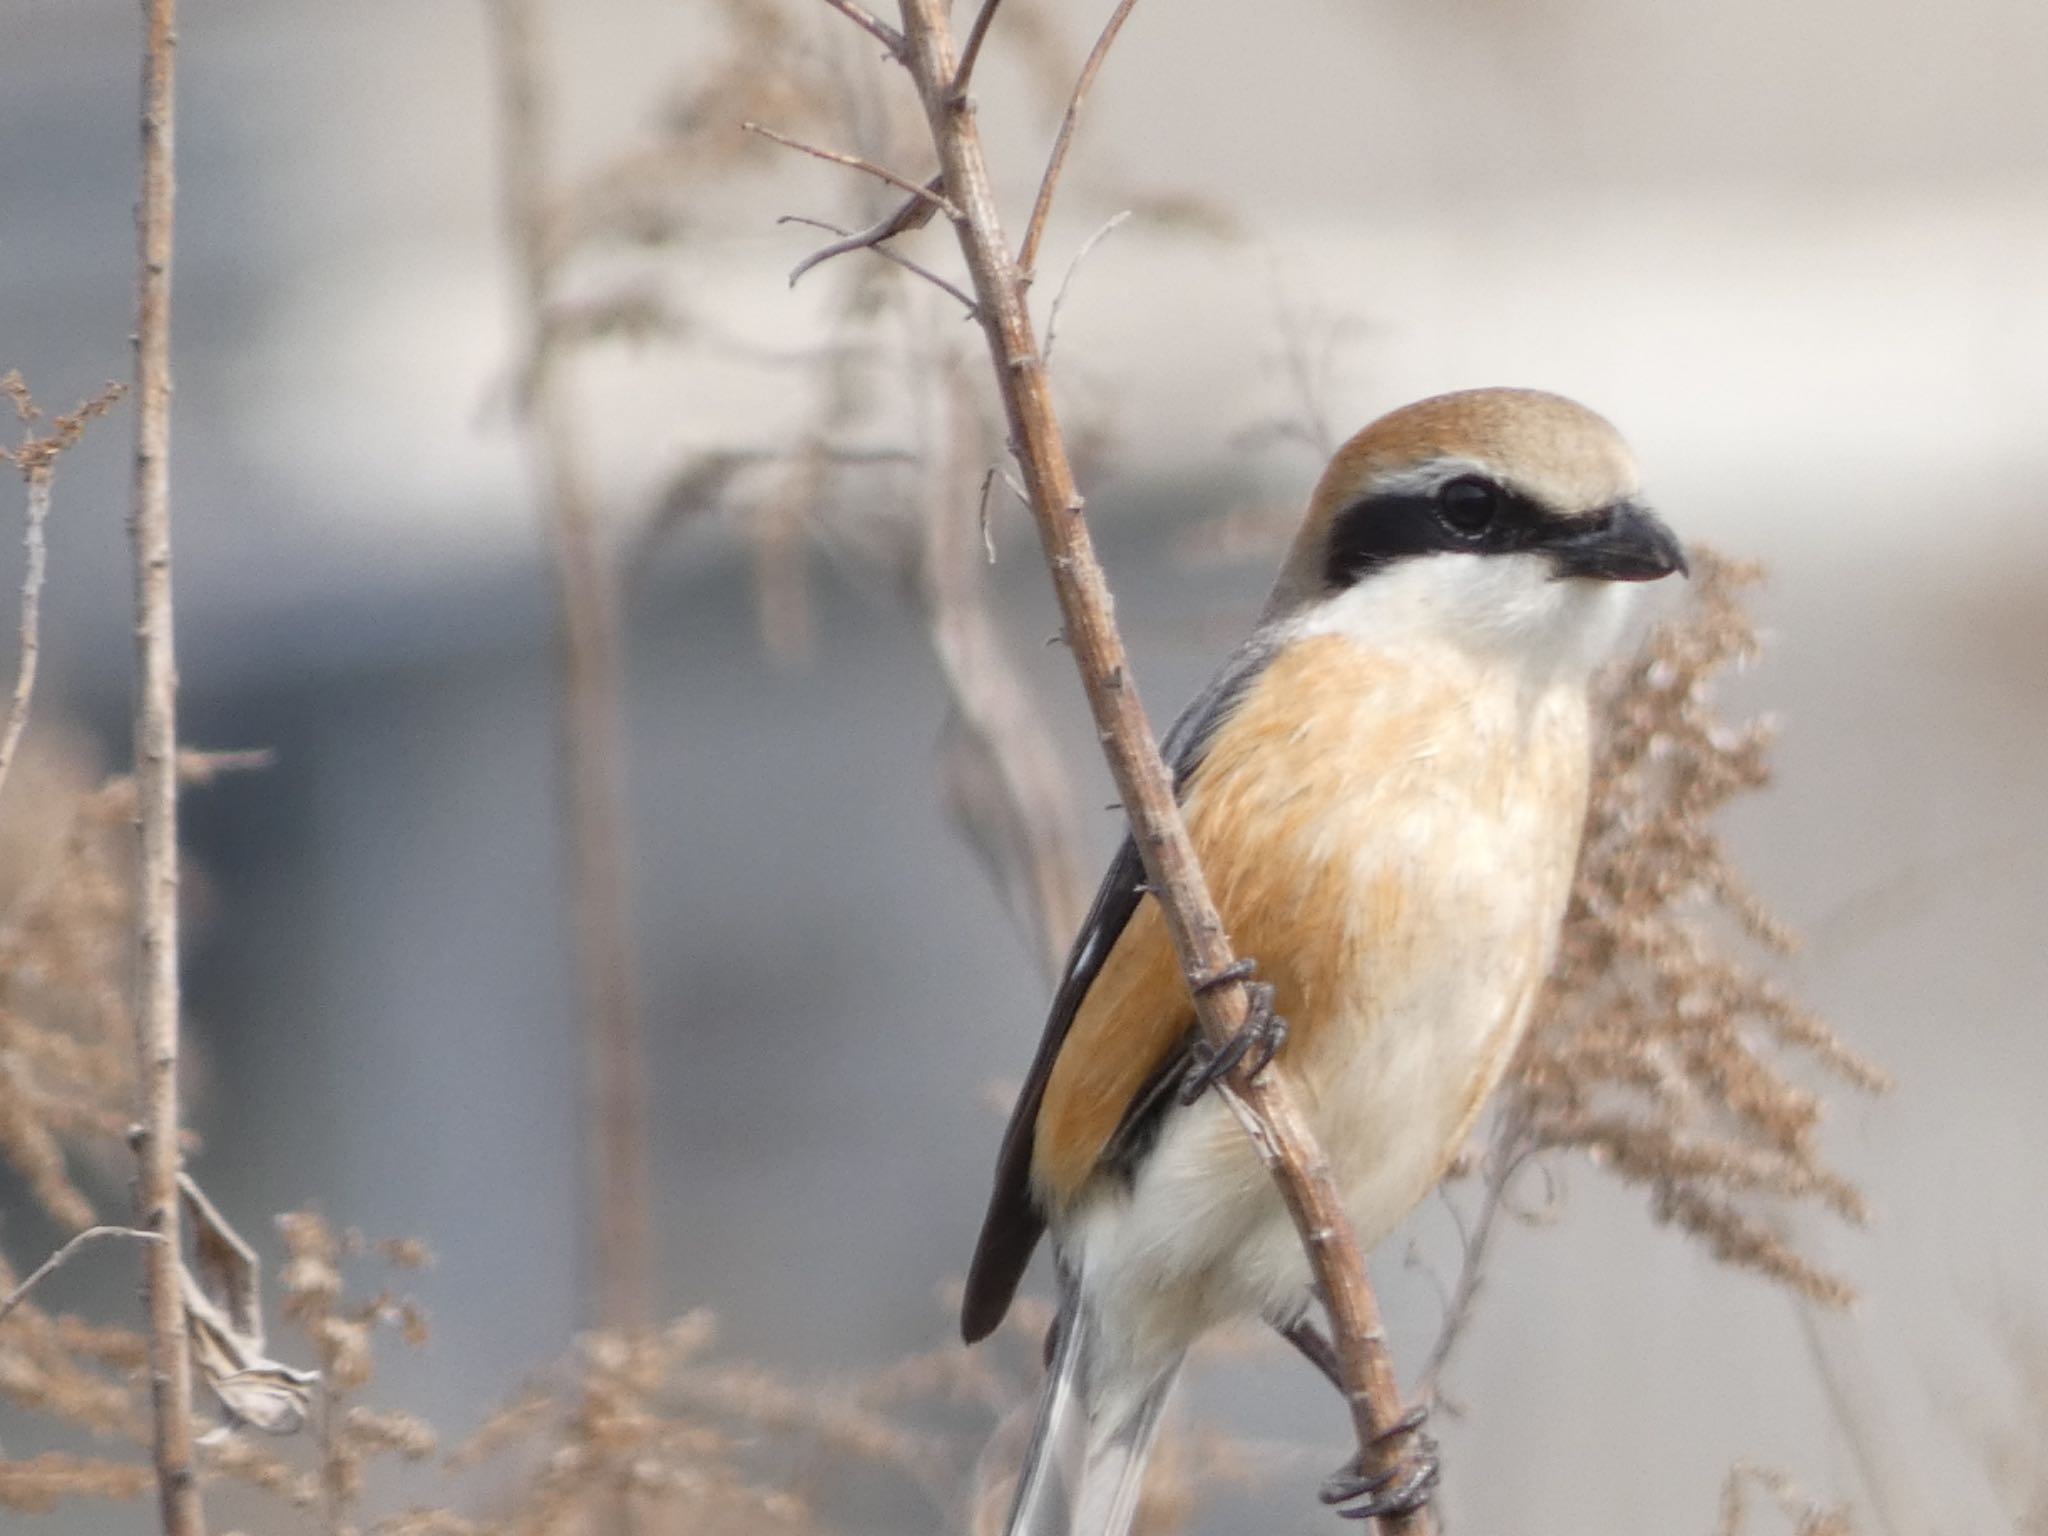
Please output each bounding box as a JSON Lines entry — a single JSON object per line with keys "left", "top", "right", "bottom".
{"left": 959, "top": 636, "right": 1280, "bottom": 1342}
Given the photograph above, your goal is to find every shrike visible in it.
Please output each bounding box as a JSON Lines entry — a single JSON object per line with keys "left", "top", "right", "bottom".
{"left": 959, "top": 388, "right": 1687, "bottom": 1536}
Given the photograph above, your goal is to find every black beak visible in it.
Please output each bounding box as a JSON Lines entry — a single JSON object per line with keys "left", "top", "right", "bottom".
{"left": 1547, "top": 501, "right": 1688, "bottom": 583}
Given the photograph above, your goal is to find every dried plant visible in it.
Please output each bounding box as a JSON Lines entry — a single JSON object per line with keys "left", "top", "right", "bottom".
{"left": 0, "top": 1237, "right": 152, "bottom": 1501}
{"left": 0, "top": 377, "right": 133, "bottom": 1239}
{"left": 0, "top": 753, "right": 144, "bottom": 1229}
{"left": 0, "top": 1452, "right": 156, "bottom": 1515}
{"left": 0, "top": 373, "right": 125, "bottom": 805}
{"left": 1517, "top": 551, "right": 1885, "bottom": 1299}
{"left": 444, "top": 1315, "right": 841, "bottom": 1536}
{"left": 0, "top": 748, "right": 266, "bottom": 1237}
{"left": 520, "top": 0, "right": 1098, "bottom": 977}
{"left": 1413, "top": 552, "right": 1886, "bottom": 1405}
{"left": 413, "top": 1290, "right": 1259, "bottom": 1536}
{"left": 1716, "top": 1463, "right": 1855, "bottom": 1536}
{"left": 189, "top": 1208, "right": 436, "bottom": 1530}
{"left": 489, "top": 0, "right": 658, "bottom": 1335}
{"left": 1949, "top": 1300, "right": 2048, "bottom": 1535}
{"left": 0, "top": 741, "right": 292, "bottom": 1516}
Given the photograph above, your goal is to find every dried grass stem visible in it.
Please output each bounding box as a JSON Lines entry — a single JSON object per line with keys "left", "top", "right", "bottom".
{"left": 130, "top": 0, "right": 207, "bottom": 1530}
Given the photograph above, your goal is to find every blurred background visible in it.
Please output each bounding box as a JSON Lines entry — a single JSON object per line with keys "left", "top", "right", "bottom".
{"left": 2, "top": 0, "right": 2045, "bottom": 1531}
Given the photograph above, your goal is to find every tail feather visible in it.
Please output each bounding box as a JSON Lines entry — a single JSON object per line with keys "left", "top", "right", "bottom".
{"left": 1002, "top": 1288, "right": 1183, "bottom": 1536}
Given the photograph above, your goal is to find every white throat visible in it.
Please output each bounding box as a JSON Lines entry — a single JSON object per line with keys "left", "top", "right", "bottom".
{"left": 1284, "top": 552, "right": 1645, "bottom": 683}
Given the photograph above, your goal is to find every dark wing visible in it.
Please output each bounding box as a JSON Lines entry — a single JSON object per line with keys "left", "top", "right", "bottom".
{"left": 959, "top": 635, "right": 1280, "bottom": 1342}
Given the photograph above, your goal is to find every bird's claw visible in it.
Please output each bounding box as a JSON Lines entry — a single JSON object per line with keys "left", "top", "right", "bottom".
{"left": 1177, "top": 968, "right": 1287, "bottom": 1105}
{"left": 1191, "top": 957, "right": 1259, "bottom": 996}
{"left": 1319, "top": 1405, "right": 1439, "bottom": 1522}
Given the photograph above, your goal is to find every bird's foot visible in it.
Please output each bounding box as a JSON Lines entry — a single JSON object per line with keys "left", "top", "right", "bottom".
{"left": 1177, "top": 965, "right": 1287, "bottom": 1105}
{"left": 1190, "top": 957, "right": 1259, "bottom": 996}
{"left": 1320, "top": 1406, "right": 1439, "bottom": 1523}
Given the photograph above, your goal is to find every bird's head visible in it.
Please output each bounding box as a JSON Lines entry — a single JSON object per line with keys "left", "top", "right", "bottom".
{"left": 1267, "top": 387, "right": 1687, "bottom": 672}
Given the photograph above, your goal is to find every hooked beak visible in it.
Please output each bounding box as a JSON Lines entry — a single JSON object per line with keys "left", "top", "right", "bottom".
{"left": 1547, "top": 500, "right": 1689, "bottom": 583}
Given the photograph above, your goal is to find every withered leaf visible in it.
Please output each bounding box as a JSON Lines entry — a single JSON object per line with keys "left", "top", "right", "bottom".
{"left": 178, "top": 1174, "right": 320, "bottom": 1435}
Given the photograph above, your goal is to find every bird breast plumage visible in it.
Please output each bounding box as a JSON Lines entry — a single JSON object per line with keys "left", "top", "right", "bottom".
{"left": 1049, "top": 631, "right": 1592, "bottom": 1350}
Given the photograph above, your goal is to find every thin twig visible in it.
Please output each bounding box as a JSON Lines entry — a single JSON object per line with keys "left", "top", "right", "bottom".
{"left": 1266, "top": 251, "right": 1339, "bottom": 457}
{"left": 949, "top": 0, "right": 1004, "bottom": 99}
{"left": 1041, "top": 208, "right": 1130, "bottom": 361}
{"left": 131, "top": 0, "right": 207, "bottom": 1531}
{"left": 889, "top": 4, "right": 1434, "bottom": 1529}
{"left": 914, "top": 340, "right": 1086, "bottom": 980}
{"left": 0, "top": 376, "right": 125, "bottom": 807}
{"left": 0, "top": 469, "right": 51, "bottom": 805}
{"left": 0, "top": 1226, "right": 168, "bottom": 1324}
{"left": 780, "top": 215, "right": 980, "bottom": 317}
{"left": 1016, "top": 0, "right": 1142, "bottom": 281}
{"left": 1414, "top": 1114, "right": 1538, "bottom": 1403}
{"left": 786, "top": 176, "right": 946, "bottom": 288}
{"left": 1793, "top": 1292, "right": 1927, "bottom": 1536}
{"left": 742, "top": 123, "right": 960, "bottom": 221}
{"left": 625, "top": 442, "right": 917, "bottom": 592}
{"left": 489, "top": 0, "right": 654, "bottom": 1334}
{"left": 819, "top": 0, "right": 906, "bottom": 60}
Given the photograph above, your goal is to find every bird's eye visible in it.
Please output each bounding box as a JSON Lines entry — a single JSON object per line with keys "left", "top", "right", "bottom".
{"left": 1437, "top": 476, "right": 1502, "bottom": 537}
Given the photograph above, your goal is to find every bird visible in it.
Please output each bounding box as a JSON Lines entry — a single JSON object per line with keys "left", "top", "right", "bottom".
{"left": 959, "top": 387, "right": 1687, "bottom": 1536}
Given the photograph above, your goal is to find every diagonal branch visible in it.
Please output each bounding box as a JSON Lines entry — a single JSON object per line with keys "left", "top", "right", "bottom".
{"left": 780, "top": 215, "right": 979, "bottom": 317}
{"left": 0, "top": 1226, "right": 168, "bottom": 1324}
{"left": 888, "top": 1, "right": 1434, "bottom": 1529}
{"left": 742, "top": 123, "right": 959, "bottom": 221}
{"left": 786, "top": 175, "right": 947, "bottom": 288}
{"left": 1016, "top": 0, "right": 1141, "bottom": 281}
{"left": 819, "top": 0, "right": 907, "bottom": 60}
{"left": 1042, "top": 208, "right": 1131, "bottom": 361}
{"left": 1413, "top": 1106, "right": 1541, "bottom": 1404}
{"left": 949, "top": 0, "right": 1005, "bottom": 100}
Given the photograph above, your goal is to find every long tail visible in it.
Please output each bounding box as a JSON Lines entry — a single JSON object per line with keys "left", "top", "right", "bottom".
{"left": 1001, "top": 1282, "right": 1184, "bottom": 1536}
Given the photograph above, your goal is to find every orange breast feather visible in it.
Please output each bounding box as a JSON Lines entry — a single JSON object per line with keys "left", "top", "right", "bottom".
{"left": 1031, "top": 637, "right": 1424, "bottom": 1208}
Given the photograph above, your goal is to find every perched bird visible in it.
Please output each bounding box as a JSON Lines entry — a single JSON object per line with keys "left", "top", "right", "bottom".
{"left": 961, "top": 388, "right": 1687, "bottom": 1536}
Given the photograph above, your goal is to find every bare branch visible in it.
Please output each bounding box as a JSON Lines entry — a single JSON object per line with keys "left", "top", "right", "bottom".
{"left": 786, "top": 176, "right": 946, "bottom": 288}
{"left": 626, "top": 443, "right": 917, "bottom": 589}
{"left": 950, "top": 0, "right": 1004, "bottom": 99}
{"left": 131, "top": 0, "right": 207, "bottom": 1529}
{"left": 780, "top": 214, "right": 980, "bottom": 317}
{"left": 1016, "top": 0, "right": 1142, "bottom": 281}
{"left": 742, "top": 122, "right": 959, "bottom": 221}
{"left": 1263, "top": 253, "right": 1342, "bottom": 457}
{"left": 817, "top": 0, "right": 907, "bottom": 61}
{"left": 891, "top": 4, "right": 1434, "bottom": 1527}
{"left": 915, "top": 344, "right": 1087, "bottom": 979}
{"left": 1042, "top": 208, "right": 1131, "bottom": 361}
{"left": 488, "top": 0, "right": 653, "bottom": 1333}
{"left": 0, "top": 377, "right": 128, "bottom": 805}
{"left": 0, "top": 1226, "right": 167, "bottom": 1324}
{"left": 1414, "top": 1112, "right": 1538, "bottom": 1404}
{"left": 0, "top": 468, "right": 53, "bottom": 807}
